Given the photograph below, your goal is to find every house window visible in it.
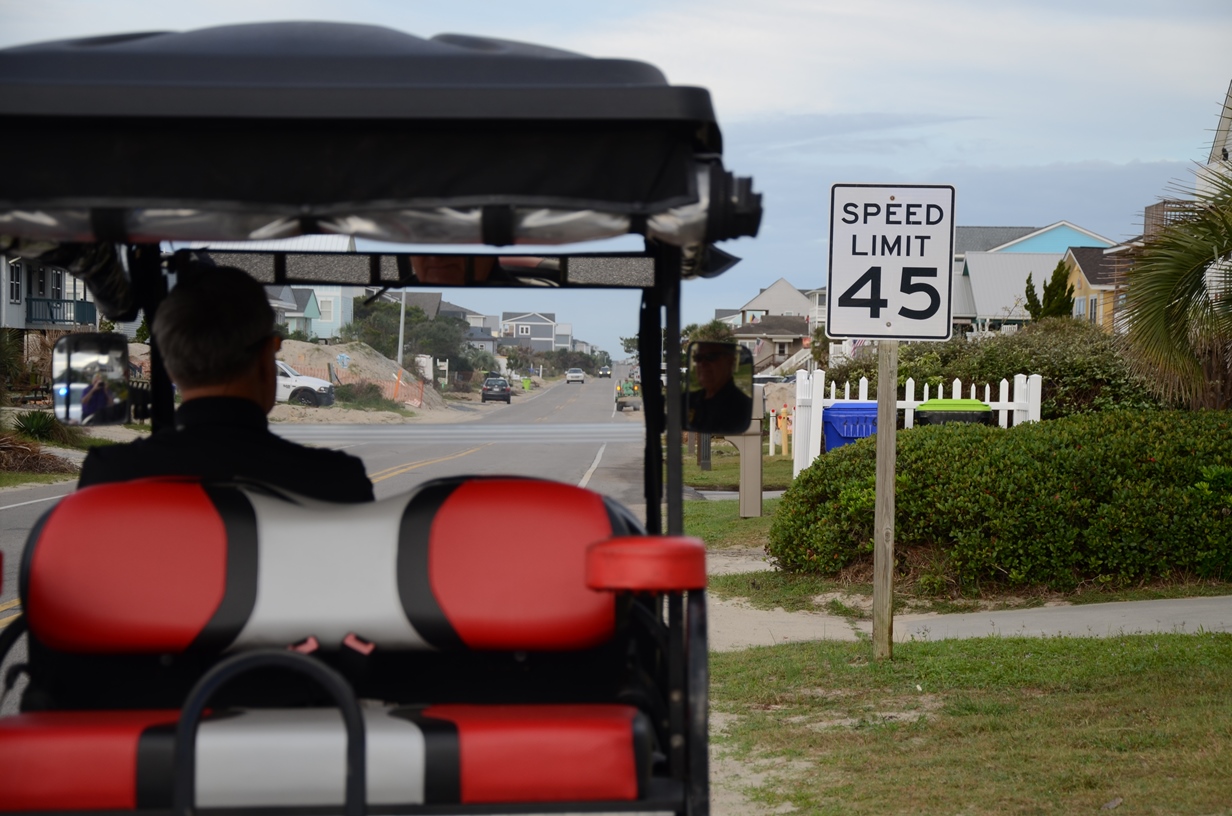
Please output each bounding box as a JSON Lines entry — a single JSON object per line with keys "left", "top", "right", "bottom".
{"left": 36, "top": 267, "right": 46, "bottom": 297}
{"left": 1074, "top": 298, "right": 1086, "bottom": 318}
{"left": 318, "top": 298, "right": 334, "bottom": 322}
{"left": 51, "top": 270, "right": 63, "bottom": 301}
{"left": 1088, "top": 295, "right": 1099, "bottom": 323}
{"left": 776, "top": 342, "right": 789, "bottom": 356}
{"left": 8, "top": 263, "right": 20, "bottom": 304}
{"left": 518, "top": 325, "right": 531, "bottom": 336}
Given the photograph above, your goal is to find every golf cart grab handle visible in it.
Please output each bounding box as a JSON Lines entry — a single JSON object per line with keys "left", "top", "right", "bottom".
{"left": 586, "top": 537, "right": 706, "bottom": 592}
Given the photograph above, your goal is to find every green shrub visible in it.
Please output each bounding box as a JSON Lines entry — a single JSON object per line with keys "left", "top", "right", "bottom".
{"left": 335, "top": 381, "right": 383, "bottom": 403}
{"left": 768, "top": 410, "right": 1232, "bottom": 590}
{"left": 826, "top": 319, "right": 1164, "bottom": 419}
{"left": 13, "top": 411, "right": 86, "bottom": 447}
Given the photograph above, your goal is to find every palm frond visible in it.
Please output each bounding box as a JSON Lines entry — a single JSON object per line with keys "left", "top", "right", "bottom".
{"left": 1124, "top": 160, "right": 1232, "bottom": 407}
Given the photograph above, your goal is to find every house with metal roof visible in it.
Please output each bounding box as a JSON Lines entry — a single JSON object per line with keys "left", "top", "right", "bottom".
{"left": 962, "top": 252, "right": 1065, "bottom": 329}
{"left": 953, "top": 223, "right": 1115, "bottom": 272}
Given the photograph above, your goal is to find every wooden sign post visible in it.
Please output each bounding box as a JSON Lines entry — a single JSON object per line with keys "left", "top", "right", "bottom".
{"left": 873, "top": 339, "right": 898, "bottom": 660}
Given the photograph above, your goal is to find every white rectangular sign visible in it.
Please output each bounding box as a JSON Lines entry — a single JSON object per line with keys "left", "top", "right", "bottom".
{"left": 826, "top": 184, "right": 955, "bottom": 340}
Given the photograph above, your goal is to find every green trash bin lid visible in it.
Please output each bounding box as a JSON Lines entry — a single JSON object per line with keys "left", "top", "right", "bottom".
{"left": 916, "top": 398, "right": 991, "bottom": 412}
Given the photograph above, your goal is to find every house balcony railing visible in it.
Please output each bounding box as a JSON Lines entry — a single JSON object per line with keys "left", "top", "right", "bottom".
{"left": 26, "top": 298, "right": 97, "bottom": 326}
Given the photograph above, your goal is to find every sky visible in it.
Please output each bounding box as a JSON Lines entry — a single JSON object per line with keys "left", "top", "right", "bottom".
{"left": 3, "top": 0, "right": 1231, "bottom": 357}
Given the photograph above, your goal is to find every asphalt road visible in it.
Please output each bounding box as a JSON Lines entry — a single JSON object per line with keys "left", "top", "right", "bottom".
{"left": 1, "top": 369, "right": 645, "bottom": 611}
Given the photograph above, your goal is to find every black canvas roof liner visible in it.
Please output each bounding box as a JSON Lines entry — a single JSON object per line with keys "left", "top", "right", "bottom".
{"left": 0, "top": 22, "right": 719, "bottom": 130}
{"left": 0, "top": 21, "right": 760, "bottom": 266}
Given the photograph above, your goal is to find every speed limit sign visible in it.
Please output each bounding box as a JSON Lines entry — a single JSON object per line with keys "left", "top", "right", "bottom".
{"left": 826, "top": 184, "right": 955, "bottom": 340}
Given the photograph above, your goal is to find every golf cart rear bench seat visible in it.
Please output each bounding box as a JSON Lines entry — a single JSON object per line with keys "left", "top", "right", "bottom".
{"left": 0, "top": 704, "right": 652, "bottom": 810}
{"left": 1, "top": 475, "right": 705, "bottom": 813}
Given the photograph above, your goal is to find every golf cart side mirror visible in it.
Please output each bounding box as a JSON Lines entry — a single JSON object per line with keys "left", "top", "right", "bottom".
{"left": 52, "top": 333, "right": 134, "bottom": 426}
{"left": 684, "top": 341, "right": 755, "bottom": 435}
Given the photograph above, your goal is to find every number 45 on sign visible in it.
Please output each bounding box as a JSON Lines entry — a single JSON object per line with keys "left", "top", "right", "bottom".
{"left": 826, "top": 184, "right": 955, "bottom": 341}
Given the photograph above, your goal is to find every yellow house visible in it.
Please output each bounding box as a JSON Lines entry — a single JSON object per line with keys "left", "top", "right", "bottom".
{"left": 1064, "top": 246, "right": 1119, "bottom": 331}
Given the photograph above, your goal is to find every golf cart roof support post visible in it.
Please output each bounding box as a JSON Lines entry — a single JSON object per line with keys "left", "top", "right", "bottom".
{"left": 662, "top": 248, "right": 684, "bottom": 538}
{"left": 639, "top": 286, "right": 663, "bottom": 535}
{"left": 686, "top": 589, "right": 710, "bottom": 813}
{"left": 130, "top": 244, "right": 175, "bottom": 432}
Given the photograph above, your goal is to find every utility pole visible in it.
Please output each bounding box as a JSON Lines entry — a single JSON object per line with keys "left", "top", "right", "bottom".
{"left": 396, "top": 289, "right": 406, "bottom": 371}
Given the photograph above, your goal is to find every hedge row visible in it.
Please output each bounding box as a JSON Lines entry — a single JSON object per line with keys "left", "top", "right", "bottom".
{"left": 825, "top": 319, "right": 1164, "bottom": 420}
{"left": 767, "top": 411, "right": 1232, "bottom": 590}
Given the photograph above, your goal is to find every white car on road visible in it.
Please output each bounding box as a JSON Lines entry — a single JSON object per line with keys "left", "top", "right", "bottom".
{"left": 566, "top": 368, "right": 586, "bottom": 384}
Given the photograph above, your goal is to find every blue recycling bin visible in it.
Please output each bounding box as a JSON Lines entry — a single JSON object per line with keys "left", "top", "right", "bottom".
{"left": 823, "top": 402, "right": 878, "bottom": 452}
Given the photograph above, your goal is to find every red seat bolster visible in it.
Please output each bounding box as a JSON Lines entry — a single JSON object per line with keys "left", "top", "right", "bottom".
{"left": 27, "top": 481, "right": 228, "bottom": 653}
{"left": 587, "top": 536, "right": 707, "bottom": 592}
{"left": 430, "top": 479, "right": 616, "bottom": 650}
{"left": 425, "top": 704, "right": 642, "bottom": 803}
{"left": 0, "top": 710, "right": 179, "bottom": 811}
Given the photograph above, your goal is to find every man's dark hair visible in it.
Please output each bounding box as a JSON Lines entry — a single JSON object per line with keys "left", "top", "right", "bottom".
{"left": 153, "top": 265, "right": 275, "bottom": 389}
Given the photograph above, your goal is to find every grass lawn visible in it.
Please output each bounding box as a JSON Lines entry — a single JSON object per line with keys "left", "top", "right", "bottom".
{"left": 679, "top": 439, "right": 793, "bottom": 490}
{"left": 684, "top": 497, "right": 780, "bottom": 550}
{"left": 711, "top": 633, "right": 1232, "bottom": 815}
{"left": 0, "top": 471, "right": 76, "bottom": 488}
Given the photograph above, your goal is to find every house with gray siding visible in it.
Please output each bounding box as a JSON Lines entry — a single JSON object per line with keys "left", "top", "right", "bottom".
{"left": 501, "top": 311, "right": 557, "bottom": 352}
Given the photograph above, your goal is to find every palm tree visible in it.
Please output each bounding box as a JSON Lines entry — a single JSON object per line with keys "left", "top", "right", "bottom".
{"left": 1124, "top": 164, "right": 1232, "bottom": 409}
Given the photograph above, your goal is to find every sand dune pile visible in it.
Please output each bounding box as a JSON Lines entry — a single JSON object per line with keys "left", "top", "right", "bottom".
{"left": 277, "top": 341, "right": 448, "bottom": 411}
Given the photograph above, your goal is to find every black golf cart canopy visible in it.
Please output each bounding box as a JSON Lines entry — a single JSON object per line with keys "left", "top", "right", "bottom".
{"left": 0, "top": 21, "right": 760, "bottom": 253}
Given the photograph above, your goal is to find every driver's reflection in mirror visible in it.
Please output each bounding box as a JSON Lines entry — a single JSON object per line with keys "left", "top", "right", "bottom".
{"left": 80, "top": 373, "right": 115, "bottom": 422}
{"left": 411, "top": 255, "right": 497, "bottom": 285}
{"left": 686, "top": 343, "right": 753, "bottom": 434}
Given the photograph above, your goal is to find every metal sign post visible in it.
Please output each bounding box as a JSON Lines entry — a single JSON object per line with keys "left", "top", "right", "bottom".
{"left": 827, "top": 183, "right": 955, "bottom": 660}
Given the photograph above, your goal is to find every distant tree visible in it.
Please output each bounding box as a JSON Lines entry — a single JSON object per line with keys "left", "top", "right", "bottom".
{"left": 684, "top": 319, "right": 735, "bottom": 345}
{"left": 406, "top": 316, "right": 469, "bottom": 364}
{"left": 463, "top": 347, "right": 499, "bottom": 374}
{"left": 619, "top": 335, "right": 639, "bottom": 356}
{"left": 1024, "top": 272, "right": 1044, "bottom": 320}
{"left": 810, "top": 325, "right": 830, "bottom": 367}
{"left": 134, "top": 316, "right": 150, "bottom": 344}
{"left": 1037, "top": 260, "right": 1075, "bottom": 319}
{"left": 339, "top": 301, "right": 427, "bottom": 359}
{"left": 500, "top": 344, "right": 532, "bottom": 373}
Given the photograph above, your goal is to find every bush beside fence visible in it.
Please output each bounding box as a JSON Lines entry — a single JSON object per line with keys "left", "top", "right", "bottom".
{"left": 768, "top": 410, "right": 1232, "bottom": 590}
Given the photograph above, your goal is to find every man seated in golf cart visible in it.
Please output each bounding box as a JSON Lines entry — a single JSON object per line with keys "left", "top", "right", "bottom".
{"left": 77, "top": 263, "right": 374, "bottom": 503}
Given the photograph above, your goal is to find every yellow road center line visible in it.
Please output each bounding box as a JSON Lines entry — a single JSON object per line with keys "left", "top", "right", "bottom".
{"left": 0, "top": 599, "right": 20, "bottom": 613}
{"left": 371, "top": 445, "right": 489, "bottom": 483}
{"left": 0, "top": 613, "right": 19, "bottom": 631}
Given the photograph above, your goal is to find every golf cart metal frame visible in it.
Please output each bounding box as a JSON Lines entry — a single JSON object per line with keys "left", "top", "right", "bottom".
{"left": 0, "top": 21, "right": 761, "bottom": 816}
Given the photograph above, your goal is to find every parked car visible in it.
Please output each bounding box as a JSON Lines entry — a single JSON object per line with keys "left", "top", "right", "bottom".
{"left": 275, "top": 360, "right": 334, "bottom": 406}
{"left": 481, "top": 377, "right": 512, "bottom": 403}
{"left": 566, "top": 368, "right": 586, "bottom": 384}
{"left": 598, "top": 366, "right": 612, "bottom": 378}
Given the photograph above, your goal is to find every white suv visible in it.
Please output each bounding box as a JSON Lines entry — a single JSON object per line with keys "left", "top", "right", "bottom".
{"left": 566, "top": 368, "right": 586, "bottom": 384}
{"left": 275, "top": 360, "right": 335, "bottom": 406}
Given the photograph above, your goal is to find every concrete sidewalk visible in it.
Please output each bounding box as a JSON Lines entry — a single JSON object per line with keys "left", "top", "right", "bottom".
{"left": 708, "top": 594, "right": 1232, "bottom": 652}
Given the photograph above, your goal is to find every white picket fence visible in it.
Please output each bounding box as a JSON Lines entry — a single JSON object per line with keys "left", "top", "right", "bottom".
{"left": 790, "top": 371, "right": 1043, "bottom": 477}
